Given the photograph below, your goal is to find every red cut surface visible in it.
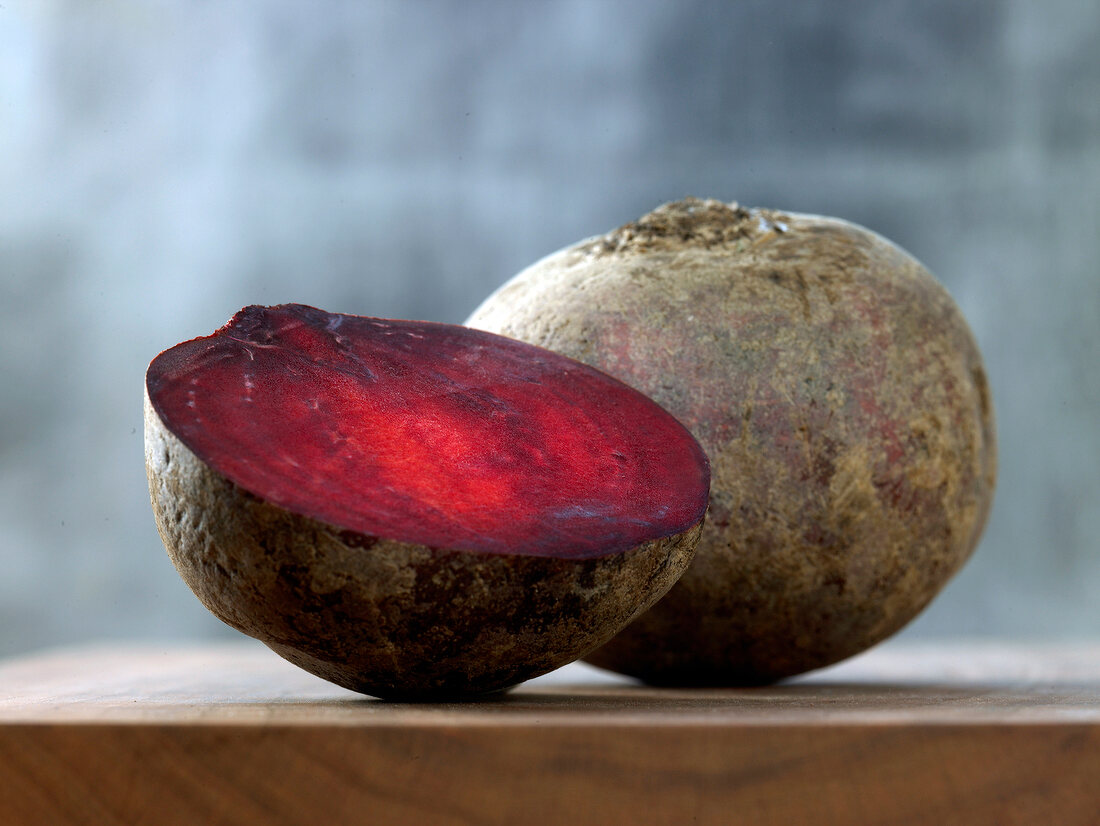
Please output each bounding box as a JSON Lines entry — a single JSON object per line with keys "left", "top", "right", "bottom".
{"left": 146, "top": 305, "right": 709, "bottom": 559}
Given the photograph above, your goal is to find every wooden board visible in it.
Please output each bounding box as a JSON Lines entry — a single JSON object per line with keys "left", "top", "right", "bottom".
{"left": 1, "top": 641, "right": 1098, "bottom": 825}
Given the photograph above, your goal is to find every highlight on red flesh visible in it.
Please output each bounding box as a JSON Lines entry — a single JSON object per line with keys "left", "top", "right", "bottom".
{"left": 145, "top": 304, "right": 709, "bottom": 559}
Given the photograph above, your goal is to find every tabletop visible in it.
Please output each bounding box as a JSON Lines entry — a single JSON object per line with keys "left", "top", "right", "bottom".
{"left": 1, "top": 640, "right": 1097, "bottom": 825}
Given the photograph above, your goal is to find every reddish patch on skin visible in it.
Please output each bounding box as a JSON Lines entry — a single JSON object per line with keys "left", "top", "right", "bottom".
{"left": 855, "top": 393, "right": 905, "bottom": 465}
{"left": 146, "top": 305, "right": 709, "bottom": 560}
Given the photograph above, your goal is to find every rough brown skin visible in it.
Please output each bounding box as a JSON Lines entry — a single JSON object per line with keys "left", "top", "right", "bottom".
{"left": 145, "top": 390, "right": 700, "bottom": 699}
{"left": 467, "top": 198, "right": 997, "bottom": 684}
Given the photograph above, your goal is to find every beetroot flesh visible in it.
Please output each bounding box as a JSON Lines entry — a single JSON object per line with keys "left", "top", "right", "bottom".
{"left": 146, "top": 304, "right": 709, "bottom": 559}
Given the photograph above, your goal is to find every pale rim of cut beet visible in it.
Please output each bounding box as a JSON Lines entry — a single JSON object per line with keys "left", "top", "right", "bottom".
{"left": 146, "top": 304, "right": 709, "bottom": 560}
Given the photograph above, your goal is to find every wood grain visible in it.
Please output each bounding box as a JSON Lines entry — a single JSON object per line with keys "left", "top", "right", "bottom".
{"left": 1, "top": 642, "right": 1098, "bottom": 825}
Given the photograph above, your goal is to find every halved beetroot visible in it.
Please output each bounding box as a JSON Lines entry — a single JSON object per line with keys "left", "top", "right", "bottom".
{"left": 145, "top": 304, "right": 708, "bottom": 699}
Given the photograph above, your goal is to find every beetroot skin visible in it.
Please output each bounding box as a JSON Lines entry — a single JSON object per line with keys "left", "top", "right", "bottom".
{"left": 145, "top": 304, "right": 709, "bottom": 699}
{"left": 468, "top": 198, "right": 997, "bottom": 684}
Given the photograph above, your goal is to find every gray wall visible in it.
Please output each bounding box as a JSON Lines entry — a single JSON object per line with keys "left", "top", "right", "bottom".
{"left": 1, "top": 0, "right": 1097, "bottom": 657}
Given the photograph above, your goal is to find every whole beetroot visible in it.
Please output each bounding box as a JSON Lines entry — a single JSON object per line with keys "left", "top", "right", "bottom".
{"left": 468, "top": 198, "right": 997, "bottom": 684}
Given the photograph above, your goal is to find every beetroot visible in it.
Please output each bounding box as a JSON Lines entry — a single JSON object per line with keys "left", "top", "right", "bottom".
{"left": 145, "top": 304, "right": 708, "bottom": 699}
{"left": 468, "top": 198, "right": 997, "bottom": 684}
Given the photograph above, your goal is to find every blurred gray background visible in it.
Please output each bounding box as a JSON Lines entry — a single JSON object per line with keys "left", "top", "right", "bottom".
{"left": 1, "top": 0, "right": 1097, "bottom": 659}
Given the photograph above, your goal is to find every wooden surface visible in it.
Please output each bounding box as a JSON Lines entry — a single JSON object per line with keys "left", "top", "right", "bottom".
{"left": 1, "top": 641, "right": 1098, "bottom": 825}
